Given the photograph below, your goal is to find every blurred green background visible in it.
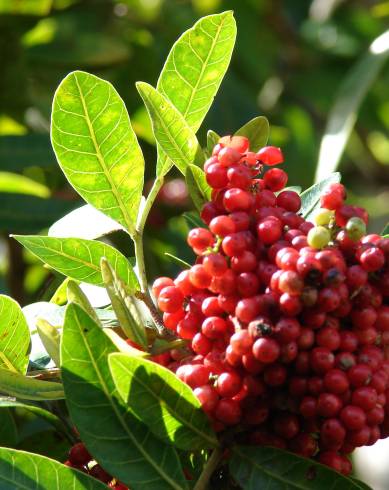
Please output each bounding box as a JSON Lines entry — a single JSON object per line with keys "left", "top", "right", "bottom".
{"left": 0, "top": 0, "right": 388, "bottom": 306}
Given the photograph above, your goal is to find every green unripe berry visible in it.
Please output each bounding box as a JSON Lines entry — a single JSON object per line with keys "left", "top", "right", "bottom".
{"left": 307, "top": 226, "right": 331, "bottom": 249}
{"left": 314, "top": 208, "right": 334, "bottom": 226}
{"left": 345, "top": 217, "right": 366, "bottom": 241}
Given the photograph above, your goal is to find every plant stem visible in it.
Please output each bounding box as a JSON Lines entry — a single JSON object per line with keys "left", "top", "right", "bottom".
{"left": 133, "top": 230, "right": 149, "bottom": 294}
{"left": 136, "top": 176, "right": 164, "bottom": 234}
{"left": 193, "top": 448, "right": 223, "bottom": 490}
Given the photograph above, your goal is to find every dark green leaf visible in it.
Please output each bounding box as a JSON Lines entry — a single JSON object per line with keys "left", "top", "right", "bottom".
{"left": 137, "top": 82, "right": 204, "bottom": 174}
{"left": 316, "top": 30, "right": 389, "bottom": 181}
{"left": 17, "top": 430, "right": 69, "bottom": 463}
{"left": 164, "top": 253, "right": 190, "bottom": 269}
{"left": 381, "top": 223, "right": 389, "bottom": 236}
{"left": 185, "top": 164, "right": 211, "bottom": 212}
{"left": 109, "top": 352, "right": 218, "bottom": 451}
{"left": 0, "top": 194, "right": 76, "bottom": 234}
{"left": 100, "top": 258, "right": 147, "bottom": 348}
{"left": 0, "top": 368, "right": 64, "bottom": 400}
{"left": 13, "top": 235, "right": 138, "bottom": 288}
{"left": 51, "top": 70, "right": 144, "bottom": 235}
{"left": 207, "top": 130, "right": 220, "bottom": 154}
{"left": 300, "top": 173, "right": 341, "bottom": 221}
{"left": 235, "top": 116, "right": 269, "bottom": 151}
{"left": 0, "top": 447, "right": 108, "bottom": 489}
{"left": 0, "top": 295, "right": 30, "bottom": 374}
{"left": 61, "top": 303, "right": 188, "bottom": 490}
{"left": 0, "top": 134, "right": 55, "bottom": 172}
{"left": 0, "top": 409, "right": 17, "bottom": 447}
{"left": 230, "top": 446, "right": 369, "bottom": 490}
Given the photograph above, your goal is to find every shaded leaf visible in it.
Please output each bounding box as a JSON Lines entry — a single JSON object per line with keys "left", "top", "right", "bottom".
{"left": 0, "top": 367, "right": 64, "bottom": 400}
{"left": 109, "top": 352, "right": 218, "bottom": 451}
{"left": 0, "top": 134, "right": 55, "bottom": 172}
{"left": 0, "top": 409, "right": 17, "bottom": 447}
{"left": 300, "top": 173, "right": 341, "bottom": 221}
{"left": 51, "top": 70, "right": 144, "bottom": 235}
{"left": 100, "top": 258, "right": 147, "bottom": 348}
{"left": 164, "top": 253, "right": 190, "bottom": 269}
{"left": 381, "top": 223, "right": 389, "bottom": 236}
{"left": 0, "top": 295, "right": 30, "bottom": 374}
{"left": 230, "top": 446, "right": 369, "bottom": 490}
{"left": 49, "top": 204, "right": 124, "bottom": 240}
{"left": 185, "top": 164, "right": 211, "bottom": 212}
{"left": 0, "top": 447, "right": 108, "bottom": 489}
{"left": 61, "top": 303, "right": 187, "bottom": 490}
{"left": 137, "top": 82, "right": 204, "bottom": 174}
{"left": 316, "top": 30, "right": 389, "bottom": 182}
{"left": 183, "top": 211, "right": 204, "bottom": 229}
{"left": 13, "top": 235, "right": 138, "bottom": 288}
{"left": 235, "top": 116, "right": 269, "bottom": 151}
{"left": 0, "top": 0, "right": 52, "bottom": 15}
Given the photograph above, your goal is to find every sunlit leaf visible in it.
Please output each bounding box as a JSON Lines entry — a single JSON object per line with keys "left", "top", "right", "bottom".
{"left": 300, "top": 173, "right": 341, "bottom": 221}
{"left": 0, "top": 295, "right": 30, "bottom": 374}
{"left": 137, "top": 82, "right": 204, "bottom": 174}
{"left": 156, "top": 11, "right": 236, "bottom": 176}
{"left": 0, "top": 0, "right": 52, "bottom": 15}
{"left": 51, "top": 71, "right": 144, "bottom": 235}
{"left": 13, "top": 235, "right": 138, "bottom": 288}
{"left": 0, "top": 172, "right": 50, "bottom": 198}
{"left": 36, "top": 319, "right": 60, "bottom": 367}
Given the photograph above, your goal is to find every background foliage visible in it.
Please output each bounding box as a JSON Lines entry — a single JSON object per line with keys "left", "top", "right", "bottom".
{"left": 0, "top": 0, "right": 388, "bottom": 487}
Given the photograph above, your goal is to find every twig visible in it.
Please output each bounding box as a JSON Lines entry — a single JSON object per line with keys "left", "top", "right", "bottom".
{"left": 193, "top": 448, "right": 223, "bottom": 490}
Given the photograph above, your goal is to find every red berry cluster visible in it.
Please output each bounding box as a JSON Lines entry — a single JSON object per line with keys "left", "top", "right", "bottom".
{"left": 65, "top": 442, "right": 127, "bottom": 489}
{"left": 152, "top": 134, "right": 389, "bottom": 475}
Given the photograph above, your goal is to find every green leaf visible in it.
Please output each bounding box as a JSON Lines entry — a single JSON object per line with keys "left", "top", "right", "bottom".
{"left": 36, "top": 319, "right": 61, "bottom": 367}
{"left": 235, "top": 116, "right": 270, "bottom": 151}
{"left": 0, "top": 409, "right": 17, "bottom": 447}
{"left": 316, "top": 30, "right": 389, "bottom": 182}
{"left": 51, "top": 70, "right": 144, "bottom": 235}
{"left": 185, "top": 164, "right": 211, "bottom": 212}
{"left": 61, "top": 303, "right": 188, "bottom": 490}
{"left": 49, "top": 204, "right": 123, "bottom": 240}
{"left": 156, "top": 11, "right": 236, "bottom": 176}
{"left": 109, "top": 352, "right": 218, "bottom": 451}
{"left": 66, "top": 280, "right": 100, "bottom": 324}
{"left": 300, "top": 173, "right": 341, "bottom": 221}
{"left": 157, "top": 11, "right": 236, "bottom": 133}
{"left": 0, "top": 0, "right": 52, "bottom": 15}
{"left": 0, "top": 367, "right": 64, "bottom": 400}
{"left": 0, "top": 194, "right": 76, "bottom": 234}
{"left": 381, "top": 223, "right": 389, "bottom": 236}
{"left": 230, "top": 446, "right": 369, "bottom": 490}
{"left": 207, "top": 130, "right": 220, "bottom": 154}
{"left": 137, "top": 82, "right": 204, "bottom": 174}
{"left": 0, "top": 399, "right": 67, "bottom": 434}
{"left": 13, "top": 235, "right": 138, "bottom": 287}
{"left": 0, "top": 172, "right": 50, "bottom": 198}
{"left": 0, "top": 447, "right": 108, "bottom": 489}
{"left": 100, "top": 258, "right": 147, "bottom": 348}
{"left": 0, "top": 295, "right": 30, "bottom": 374}
{"left": 50, "top": 278, "right": 72, "bottom": 306}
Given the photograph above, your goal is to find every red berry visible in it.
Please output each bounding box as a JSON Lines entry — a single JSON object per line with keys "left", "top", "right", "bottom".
{"left": 252, "top": 338, "right": 280, "bottom": 363}
{"left": 256, "top": 146, "right": 284, "bottom": 165}
{"left": 263, "top": 168, "right": 288, "bottom": 191}
{"left": 158, "top": 286, "right": 184, "bottom": 313}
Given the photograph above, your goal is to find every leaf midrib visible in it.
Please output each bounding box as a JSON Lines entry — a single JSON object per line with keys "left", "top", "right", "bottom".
{"left": 114, "top": 357, "right": 218, "bottom": 448}
{"left": 142, "top": 85, "right": 198, "bottom": 171}
{"left": 73, "top": 73, "right": 134, "bottom": 234}
{"left": 73, "top": 312, "right": 184, "bottom": 490}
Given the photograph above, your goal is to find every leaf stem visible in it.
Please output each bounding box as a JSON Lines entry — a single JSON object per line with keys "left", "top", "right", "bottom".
{"left": 133, "top": 230, "right": 149, "bottom": 294}
{"left": 136, "top": 176, "right": 164, "bottom": 234}
{"left": 193, "top": 448, "right": 223, "bottom": 490}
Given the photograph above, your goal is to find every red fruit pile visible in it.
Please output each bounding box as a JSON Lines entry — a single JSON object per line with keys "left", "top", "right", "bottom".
{"left": 65, "top": 442, "right": 127, "bottom": 489}
{"left": 152, "top": 134, "right": 389, "bottom": 475}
